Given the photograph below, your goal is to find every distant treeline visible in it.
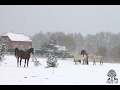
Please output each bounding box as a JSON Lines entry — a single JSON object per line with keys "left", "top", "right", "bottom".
{"left": 31, "top": 31, "right": 120, "bottom": 63}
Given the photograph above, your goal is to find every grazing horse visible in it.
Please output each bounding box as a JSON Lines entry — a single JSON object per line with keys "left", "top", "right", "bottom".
{"left": 14, "top": 47, "right": 34, "bottom": 67}
{"left": 89, "top": 53, "right": 104, "bottom": 65}
{"left": 70, "top": 51, "right": 87, "bottom": 65}
{"left": 81, "top": 50, "right": 89, "bottom": 65}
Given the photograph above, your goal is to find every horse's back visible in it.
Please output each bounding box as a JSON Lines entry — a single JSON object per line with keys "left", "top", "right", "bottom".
{"left": 96, "top": 56, "right": 103, "bottom": 59}
{"left": 70, "top": 51, "right": 87, "bottom": 60}
{"left": 74, "top": 53, "right": 87, "bottom": 60}
{"left": 18, "top": 50, "right": 24, "bottom": 55}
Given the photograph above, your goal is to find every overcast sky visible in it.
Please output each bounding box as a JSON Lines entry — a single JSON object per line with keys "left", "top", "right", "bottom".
{"left": 0, "top": 5, "right": 120, "bottom": 37}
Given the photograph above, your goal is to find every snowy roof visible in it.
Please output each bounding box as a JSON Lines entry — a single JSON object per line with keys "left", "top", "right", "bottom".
{"left": 2, "top": 32, "right": 32, "bottom": 42}
{"left": 54, "top": 45, "right": 66, "bottom": 51}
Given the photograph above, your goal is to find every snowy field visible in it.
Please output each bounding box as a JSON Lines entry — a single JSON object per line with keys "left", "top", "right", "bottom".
{"left": 0, "top": 55, "right": 120, "bottom": 85}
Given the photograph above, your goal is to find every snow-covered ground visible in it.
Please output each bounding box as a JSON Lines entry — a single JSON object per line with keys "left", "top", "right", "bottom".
{"left": 0, "top": 55, "right": 120, "bottom": 85}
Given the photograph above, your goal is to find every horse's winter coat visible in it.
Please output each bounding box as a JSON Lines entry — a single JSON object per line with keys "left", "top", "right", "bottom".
{"left": 89, "top": 53, "right": 104, "bottom": 65}
{"left": 81, "top": 50, "right": 89, "bottom": 65}
{"left": 14, "top": 47, "right": 34, "bottom": 67}
{"left": 70, "top": 51, "right": 87, "bottom": 65}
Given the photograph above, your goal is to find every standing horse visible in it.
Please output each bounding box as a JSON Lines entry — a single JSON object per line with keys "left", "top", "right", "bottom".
{"left": 70, "top": 51, "right": 87, "bottom": 65}
{"left": 81, "top": 50, "right": 87, "bottom": 57}
{"left": 81, "top": 50, "right": 89, "bottom": 65}
{"left": 14, "top": 47, "right": 34, "bottom": 67}
{"left": 89, "top": 53, "right": 104, "bottom": 65}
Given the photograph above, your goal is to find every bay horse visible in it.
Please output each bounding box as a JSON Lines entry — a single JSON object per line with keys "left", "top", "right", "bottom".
{"left": 88, "top": 53, "right": 104, "bottom": 65}
{"left": 81, "top": 50, "right": 89, "bottom": 65}
{"left": 70, "top": 51, "right": 87, "bottom": 65}
{"left": 14, "top": 47, "right": 34, "bottom": 67}
{"left": 81, "top": 50, "right": 87, "bottom": 57}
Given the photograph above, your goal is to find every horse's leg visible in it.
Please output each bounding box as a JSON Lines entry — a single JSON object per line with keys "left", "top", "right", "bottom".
{"left": 100, "top": 60, "right": 101, "bottom": 65}
{"left": 75, "top": 60, "right": 77, "bottom": 65}
{"left": 84, "top": 60, "right": 85, "bottom": 65}
{"left": 17, "top": 57, "right": 19, "bottom": 67}
{"left": 102, "top": 60, "right": 103, "bottom": 65}
{"left": 93, "top": 59, "right": 95, "bottom": 65}
{"left": 82, "top": 60, "right": 84, "bottom": 65}
{"left": 85, "top": 59, "right": 87, "bottom": 65}
{"left": 84, "top": 59, "right": 86, "bottom": 65}
{"left": 83, "top": 59, "right": 86, "bottom": 65}
{"left": 75, "top": 61, "right": 76, "bottom": 65}
{"left": 79, "top": 60, "right": 81, "bottom": 64}
{"left": 95, "top": 60, "right": 96, "bottom": 65}
{"left": 27, "top": 58, "right": 29, "bottom": 67}
{"left": 85, "top": 58, "right": 87, "bottom": 65}
{"left": 73, "top": 58, "right": 75, "bottom": 62}
{"left": 94, "top": 60, "right": 96, "bottom": 65}
{"left": 86, "top": 57, "right": 89, "bottom": 65}
{"left": 20, "top": 58, "right": 22, "bottom": 67}
{"left": 87, "top": 60, "right": 88, "bottom": 65}
{"left": 24, "top": 59, "right": 26, "bottom": 67}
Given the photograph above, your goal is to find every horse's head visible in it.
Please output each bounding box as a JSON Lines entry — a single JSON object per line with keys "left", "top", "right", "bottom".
{"left": 14, "top": 47, "right": 19, "bottom": 57}
{"left": 29, "top": 47, "right": 34, "bottom": 54}
{"left": 81, "top": 50, "right": 86, "bottom": 54}
{"left": 14, "top": 47, "right": 19, "bottom": 52}
{"left": 70, "top": 51, "right": 75, "bottom": 56}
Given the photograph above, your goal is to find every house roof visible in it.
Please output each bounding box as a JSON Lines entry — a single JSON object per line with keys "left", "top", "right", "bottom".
{"left": 2, "top": 32, "right": 32, "bottom": 42}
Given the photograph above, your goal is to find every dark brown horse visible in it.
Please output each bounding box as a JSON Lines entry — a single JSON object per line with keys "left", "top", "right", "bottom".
{"left": 81, "top": 50, "right": 87, "bottom": 57}
{"left": 14, "top": 47, "right": 34, "bottom": 67}
{"left": 81, "top": 50, "right": 89, "bottom": 65}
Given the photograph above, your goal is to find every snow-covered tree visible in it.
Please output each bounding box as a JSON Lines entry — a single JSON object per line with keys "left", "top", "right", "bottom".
{"left": 46, "top": 54, "right": 59, "bottom": 68}
{"left": 0, "top": 36, "right": 7, "bottom": 62}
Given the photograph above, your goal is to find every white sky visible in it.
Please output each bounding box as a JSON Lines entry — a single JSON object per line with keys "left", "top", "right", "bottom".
{"left": 0, "top": 5, "right": 120, "bottom": 37}
{"left": 0, "top": 55, "right": 119, "bottom": 85}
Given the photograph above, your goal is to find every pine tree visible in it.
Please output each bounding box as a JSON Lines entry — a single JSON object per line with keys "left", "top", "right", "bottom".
{"left": 46, "top": 54, "right": 59, "bottom": 67}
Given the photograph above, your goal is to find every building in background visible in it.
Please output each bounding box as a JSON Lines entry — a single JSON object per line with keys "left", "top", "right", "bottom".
{"left": 1, "top": 32, "right": 32, "bottom": 53}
